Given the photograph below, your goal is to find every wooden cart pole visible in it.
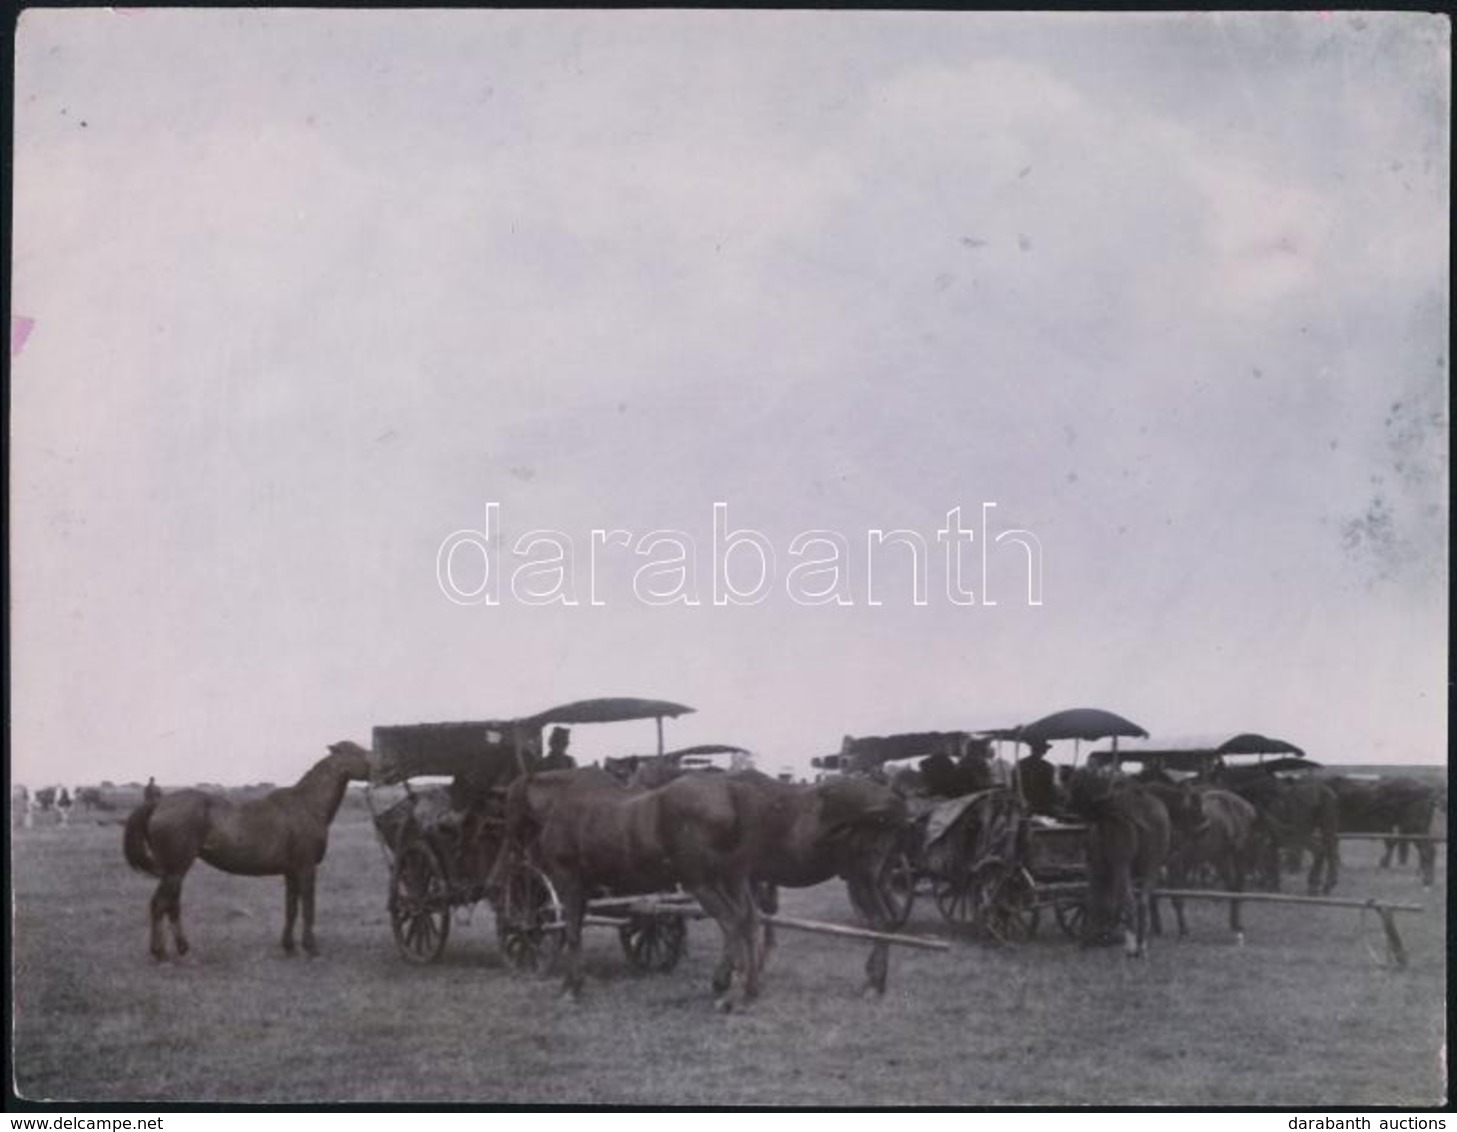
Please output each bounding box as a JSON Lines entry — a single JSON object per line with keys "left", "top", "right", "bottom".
{"left": 763, "top": 915, "right": 951, "bottom": 951}
{"left": 1152, "top": 889, "right": 1423, "bottom": 969}
{"left": 1378, "top": 907, "right": 1409, "bottom": 969}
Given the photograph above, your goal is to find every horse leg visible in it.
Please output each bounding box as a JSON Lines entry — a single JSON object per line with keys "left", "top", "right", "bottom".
{"left": 1324, "top": 835, "right": 1339, "bottom": 895}
{"left": 692, "top": 884, "right": 744, "bottom": 1010}
{"left": 1110, "top": 869, "right": 1138, "bottom": 958}
{"left": 1379, "top": 837, "right": 1395, "bottom": 869}
{"left": 849, "top": 865, "right": 893, "bottom": 997}
{"left": 1157, "top": 854, "right": 1183, "bottom": 938}
{"left": 299, "top": 868, "right": 319, "bottom": 957}
{"left": 1131, "top": 881, "right": 1149, "bottom": 958}
{"left": 165, "top": 874, "right": 191, "bottom": 957}
{"left": 281, "top": 874, "right": 300, "bottom": 955}
{"left": 755, "top": 882, "right": 779, "bottom": 974}
{"left": 148, "top": 881, "right": 168, "bottom": 960}
{"left": 1224, "top": 853, "right": 1245, "bottom": 943}
{"left": 1146, "top": 881, "right": 1163, "bottom": 939}
{"left": 1165, "top": 893, "right": 1186, "bottom": 939}
{"left": 1418, "top": 840, "right": 1435, "bottom": 888}
{"left": 149, "top": 877, "right": 185, "bottom": 961}
{"left": 556, "top": 881, "right": 586, "bottom": 1001}
{"left": 734, "top": 880, "right": 762, "bottom": 1005}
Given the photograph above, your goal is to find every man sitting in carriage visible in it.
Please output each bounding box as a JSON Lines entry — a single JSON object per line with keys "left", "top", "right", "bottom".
{"left": 1015, "top": 739, "right": 1060, "bottom": 815}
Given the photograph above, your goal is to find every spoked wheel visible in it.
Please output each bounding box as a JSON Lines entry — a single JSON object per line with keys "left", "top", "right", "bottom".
{"left": 1054, "top": 899, "right": 1088, "bottom": 941}
{"left": 619, "top": 915, "right": 688, "bottom": 973}
{"left": 389, "top": 842, "right": 452, "bottom": 964}
{"left": 877, "top": 849, "right": 918, "bottom": 930}
{"left": 496, "top": 863, "right": 565, "bottom": 972}
{"left": 982, "top": 867, "right": 1039, "bottom": 945}
{"left": 933, "top": 875, "right": 978, "bottom": 926}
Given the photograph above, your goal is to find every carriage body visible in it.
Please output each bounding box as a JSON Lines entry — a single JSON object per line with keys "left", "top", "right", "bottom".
{"left": 908, "top": 788, "right": 1091, "bottom": 942}
{"left": 368, "top": 717, "right": 548, "bottom": 965}
{"left": 828, "top": 728, "right": 1093, "bottom": 942}
{"left": 367, "top": 698, "right": 698, "bottom": 969}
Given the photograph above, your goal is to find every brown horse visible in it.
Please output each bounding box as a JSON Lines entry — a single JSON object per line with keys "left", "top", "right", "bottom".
{"left": 629, "top": 763, "right": 912, "bottom": 993}
{"left": 122, "top": 741, "right": 371, "bottom": 961}
{"left": 1222, "top": 772, "right": 1340, "bottom": 894}
{"left": 488, "top": 767, "right": 764, "bottom": 1011}
{"left": 1068, "top": 772, "right": 1171, "bottom": 958}
{"left": 1329, "top": 775, "right": 1438, "bottom": 887}
{"left": 726, "top": 769, "right": 909, "bottom": 996}
{"left": 1145, "top": 783, "right": 1256, "bottom": 940}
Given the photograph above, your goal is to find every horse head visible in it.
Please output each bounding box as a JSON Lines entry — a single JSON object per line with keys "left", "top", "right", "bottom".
{"left": 1066, "top": 766, "right": 1121, "bottom": 816}
{"left": 326, "top": 740, "right": 374, "bottom": 782}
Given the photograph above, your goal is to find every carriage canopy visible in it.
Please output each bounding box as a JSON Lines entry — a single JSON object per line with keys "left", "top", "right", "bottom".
{"left": 839, "top": 731, "right": 976, "bottom": 773}
{"left": 370, "top": 719, "right": 534, "bottom": 785}
{"left": 371, "top": 697, "right": 698, "bottom": 785}
{"left": 1015, "top": 708, "right": 1149, "bottom": 745}
{"left": 1086, "top": 732, "right": 1311, "bottom": 775}
{"left": 526, "top": 698, "right": 696, "bottom": 727}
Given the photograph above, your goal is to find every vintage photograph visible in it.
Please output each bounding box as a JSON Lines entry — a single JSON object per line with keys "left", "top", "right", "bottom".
{"left": 9, "top": 10, "right": 1448, "bottom": 1108}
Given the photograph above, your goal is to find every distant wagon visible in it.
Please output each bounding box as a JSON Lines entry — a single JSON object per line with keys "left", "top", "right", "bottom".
{"left": 833, "top": 708, "right": 1150, "bottom": 944}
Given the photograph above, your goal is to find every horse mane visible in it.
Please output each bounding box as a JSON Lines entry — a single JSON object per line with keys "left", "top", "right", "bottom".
{"left": 291, "top": 744, "right": 368, "bottom": 824}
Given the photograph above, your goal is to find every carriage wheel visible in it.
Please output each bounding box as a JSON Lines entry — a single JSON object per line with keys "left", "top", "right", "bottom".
{"left": 877, "top": 849, "right": 917, "bottom": 930}
{"left": 496, "top": 863, "right": 565, "bottom": 972}
{"left": 619, "top": 915, "right": 688, "bottom": 973}
{"left": 933, "top": 875, "right": 978, "bottom": 926}
{"left": 983, "top": 867, "right": 1040, "bottom": 945}
{"left": 389, "top": 842, "right": 451, "bottom": 964}
{"left": 1054, "top": 899, "right": 1087, "bottom": 941}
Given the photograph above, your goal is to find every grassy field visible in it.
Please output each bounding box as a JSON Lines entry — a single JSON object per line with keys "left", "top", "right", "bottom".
{"left": 10, "top": 806, "right": 1447, "bottom": 1108}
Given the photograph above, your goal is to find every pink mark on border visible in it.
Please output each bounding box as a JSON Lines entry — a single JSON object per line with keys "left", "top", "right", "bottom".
{"left": 12, "top": 316, "right": 36, "bottom": 358}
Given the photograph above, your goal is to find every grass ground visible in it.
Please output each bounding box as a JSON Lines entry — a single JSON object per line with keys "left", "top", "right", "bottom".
{"left": 9, "top": 809, "right": 1447, "bottom": 1107}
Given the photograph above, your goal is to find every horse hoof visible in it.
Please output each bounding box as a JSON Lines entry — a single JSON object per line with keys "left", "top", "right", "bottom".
{"left": 175, "top": 941, "right": 190, "bottom": 957}
{"left": 1234, "top": 932, "right": 1246, "bottom": 948}
{"left": 714, "top": 997, "right": 734, "bottom": 1014}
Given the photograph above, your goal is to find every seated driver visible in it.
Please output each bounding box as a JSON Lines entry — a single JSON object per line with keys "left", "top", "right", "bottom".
{"left": 1016, "top": 739, "right": 1060, "bottom": 815}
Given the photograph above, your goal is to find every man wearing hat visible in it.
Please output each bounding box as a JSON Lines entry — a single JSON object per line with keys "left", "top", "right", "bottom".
{"left": 541, "top": 726, "right": 576, "bottom": 771}
{"left": 1016, "top": 739, "right": 1059, "bottom": 814}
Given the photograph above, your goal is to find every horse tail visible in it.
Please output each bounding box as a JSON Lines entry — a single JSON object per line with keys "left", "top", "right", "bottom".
{"left": 123, "top": 801, "right": 161, "bottom": 877}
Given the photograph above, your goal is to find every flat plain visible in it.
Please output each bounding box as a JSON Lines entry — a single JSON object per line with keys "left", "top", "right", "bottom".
{"left": 10, "top": 799, "right": 1447, "bottom": 1107}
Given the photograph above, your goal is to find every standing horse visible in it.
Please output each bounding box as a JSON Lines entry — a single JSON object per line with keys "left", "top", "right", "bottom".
{"left": 122, "top": 741, "right": 371, "bottom": 961}
{"left": 1067, "top": 772, "right": 1171, "bottom": 958}
{"left": 631, "top": 763, "right": 912, "bottom": 994}
{"left": 488, "top": 768, "right": 764, "bottom": 1011}
{"left": 1329, "top": 776, "right": 1438, "bottom": 887}
{"left": 1144, "top": 783, "right": 1255, "bottom": 941}
{"left": 726, "top": 769, "right": 909, "bottom": 996}
{"left": 1223, "top": 773, "right": 1339, "bottom": 895}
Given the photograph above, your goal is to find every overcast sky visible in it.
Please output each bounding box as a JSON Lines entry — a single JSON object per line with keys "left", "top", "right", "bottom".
{"left": 12, "top": 10, "right": 1448, "bottom": 786}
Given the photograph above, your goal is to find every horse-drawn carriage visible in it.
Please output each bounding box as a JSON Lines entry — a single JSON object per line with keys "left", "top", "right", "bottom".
{"left": 367, "top": 696, "right": 700, "bottom": 971}
{"left": 831, "top": 708, "right": 1153, "bottom": 945}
